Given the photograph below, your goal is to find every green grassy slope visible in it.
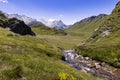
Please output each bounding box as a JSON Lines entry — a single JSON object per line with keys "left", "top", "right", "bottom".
{"left": 0, "top": 28, "right": 101, "bottom": 80}
{"left": 66, "top": 14, "right": 107, "bottom": 40}
{"left": 31, "top": 24, "right": 67, "bottom": 36}
{"left": 76, "top": 1, "right": 120, "bottom": 68}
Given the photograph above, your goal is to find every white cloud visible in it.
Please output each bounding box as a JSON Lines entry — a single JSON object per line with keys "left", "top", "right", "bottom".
{"left": 48, "top": 19, "right": 55, "bottom": 22}
{"left": 0, "top": 0, "right": 8, "bottom": 3}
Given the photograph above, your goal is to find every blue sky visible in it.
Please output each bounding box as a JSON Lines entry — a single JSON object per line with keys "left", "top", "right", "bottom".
{"left": 0, "top": 0, "right": 119, "bottom": 24}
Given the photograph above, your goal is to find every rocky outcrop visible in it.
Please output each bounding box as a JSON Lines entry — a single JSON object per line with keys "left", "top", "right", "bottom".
{"left": 8, "top": 18, "right": 36, "bottom": 36}
{"left": 62, "top": 50, "right": 120, "bottom": 80}
{"left": 89, "top": 1, "right": 120, "bottom": 41}
{"left": 0, "top": 11, "right": 35, "bottom": 36}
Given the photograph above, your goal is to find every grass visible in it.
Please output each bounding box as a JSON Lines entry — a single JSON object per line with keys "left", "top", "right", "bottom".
{"left": 0, "top": 28, "right": 102, "bottom": 80}
{"left": 37, "top": 35, "right": 83, "bottom": 50}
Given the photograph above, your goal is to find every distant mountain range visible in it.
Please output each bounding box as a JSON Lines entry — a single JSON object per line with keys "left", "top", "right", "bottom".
{"left": 5, "top": 13, "right": 67, "bottom": 30}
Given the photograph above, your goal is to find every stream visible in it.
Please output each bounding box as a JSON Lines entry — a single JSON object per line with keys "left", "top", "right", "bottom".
{"left": 61, "top": 50, "right": 120, "bottom": 80}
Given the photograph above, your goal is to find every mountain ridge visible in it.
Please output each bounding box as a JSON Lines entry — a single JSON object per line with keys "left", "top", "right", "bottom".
{"left": 5, "top": 13, "right": 68, "bottom": 30}
{"left": 88, "top": 1, "right": 120, "bottom": 42}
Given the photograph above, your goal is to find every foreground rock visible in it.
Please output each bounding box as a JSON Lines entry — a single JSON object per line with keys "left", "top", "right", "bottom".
{"left": 61, "top": 50, "right": 120, "bottom": 80}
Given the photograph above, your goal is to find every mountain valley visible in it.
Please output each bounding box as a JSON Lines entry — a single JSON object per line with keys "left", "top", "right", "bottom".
{"left": 0, "top": 1, "right": 120, "bottom": 80}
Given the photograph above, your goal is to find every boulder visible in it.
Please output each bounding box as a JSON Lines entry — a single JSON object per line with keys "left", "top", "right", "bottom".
{"left": 8, "top": 18, "right": 36, "bottom": 36}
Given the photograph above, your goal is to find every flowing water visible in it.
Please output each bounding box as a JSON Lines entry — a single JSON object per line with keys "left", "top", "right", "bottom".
{"left": 61, "top": 50, "right": 120, "bottom": 80}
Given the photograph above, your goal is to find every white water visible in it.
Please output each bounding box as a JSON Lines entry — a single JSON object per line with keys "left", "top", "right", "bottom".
{"left": 61, "top": 50, "right": 93, "bottom": 73}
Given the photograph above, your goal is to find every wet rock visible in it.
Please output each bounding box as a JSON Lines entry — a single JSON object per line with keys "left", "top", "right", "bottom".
{"left": 94, "top": 63, "right": 101, "bottom": 69}
{"left": 101, "top": 62, "right": 106, "bottom": 67}
{"left": 84, "top": 57, "right": 89, "bottom": 60}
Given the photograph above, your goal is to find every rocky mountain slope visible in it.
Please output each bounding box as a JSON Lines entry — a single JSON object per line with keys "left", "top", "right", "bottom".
{"left": 0, "top": 11, "right": 35, "bottom": 36}
{"left": 89, "top": 1, "right": 120, "bottom": 41}
{"left": 76, "top": 1, "right": 120, "bottom": 68}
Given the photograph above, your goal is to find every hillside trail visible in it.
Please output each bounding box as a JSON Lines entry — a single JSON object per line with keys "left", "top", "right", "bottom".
{"left": 61, "top": 50, "right": 120, "bottom": 80}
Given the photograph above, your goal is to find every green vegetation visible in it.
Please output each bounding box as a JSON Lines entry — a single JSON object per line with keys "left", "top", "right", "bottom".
{"left": 0, "top": 28, "right": 101, "bottom": 80}
{"left": 76, "top": 2, "right": 120, "bottom": 68}
{"left": 31, "top": 24, "right": 67, "bottom": 36}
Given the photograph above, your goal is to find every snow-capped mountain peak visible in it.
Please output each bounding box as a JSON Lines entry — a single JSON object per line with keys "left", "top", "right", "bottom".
{"left": 39, "top": 19, "right": 67, "bottom": 30}
{"left": 5, "top": 13, "right": 68, "bottom": 30}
